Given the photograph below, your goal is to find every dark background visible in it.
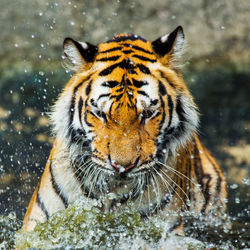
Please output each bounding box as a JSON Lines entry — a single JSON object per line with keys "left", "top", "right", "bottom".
{"left": 0, "top": 0, "right": 249, "bottom": 224}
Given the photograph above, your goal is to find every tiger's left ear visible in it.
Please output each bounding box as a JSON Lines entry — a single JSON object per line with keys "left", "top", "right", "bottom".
{"left": 63, "top": 37, "right": 98, "bottom": 71}
{"left": 151, "top": 26, "right": 184, "bottom": 65}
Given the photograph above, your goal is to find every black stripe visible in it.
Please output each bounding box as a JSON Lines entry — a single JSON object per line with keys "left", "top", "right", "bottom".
{"left": 159, "top": 70, "right": 176, "bottom": 89}
{"left": 99, "top": 62, "right": 120, "bottom": 76}
{"left": 159, "top": 96, "right": 166, "bottom": 128}
{"left": 84, "top": 111, "right": 94, "bottom": 127}
{"left": 120, "top": 58, "right": 136, "bottom": 70}
{"left": 96, "top": 56, "right": 120, "bottom": 62}
{"left": 97, "top": 93, "right": 110, "bottom": 100}
{"left": 69, "top": 83, "right": 83, "bottom": 126}
{"left": 137, "top": 64, "right": 150, "bottom": 74}
{"left": 132, "top": 78, "right": 148, "bottom": 88}
{"left": 89, "top": 110, "right": 107, "bottom": 123}
{"left": 166, "top": 95, "right": 173, "bottom": 130}
{"left": 132, "top": 54, "right": 157, "bottom": 62}
{"left": 176, "top": 96, "right": 187, "bottom": 126}
{"left": 85, "top": 80, "right": 92, "bottom": 95}
{"left": 109, "top": 102, "right": 114, "bottom": 116}
{"left": 99, "top": 46, "right": 122, "bottom": 53}
{"left": 137, "top": 90, "right": 149, "bottom": 97}
{"left": 204, "top": 150, "right": 222, "bottom": 196}
{"left": 99, "top": 63, "right": 119, "bottom": 76}
{"left": 116, "top": 87, "right": 124, "bottom": 93}
{"left": 121, "top": 43, "right": 153, "bottom": 55}
{"left": 122, "top": 49, "right": 134, "bottom": 54}
{"left": 69, "top": 75, "right": 92, "bottom": 131}
{"left": 50, "top": 162, "right": 69, "bottom": 208}
{"left": 78, "top": 97, "right": 83, "bottom": 124}
{"left": 159, "top": 80, "right": 167, "bottom": 95}
{"left": 115, "top": 93, "right": 123, "bottom": 101}
{"left": 126, "top": 78, "right": 133, "bottom": 86}
{"left": 102, "top": 81, "right": 119, "bottom": 88}
{"left": 89, "top": 111, "right": 97, "bottom": 118}
{"left": 36, "top": 187, "right": 49, "bottom": 219}
{"left": 193, "top": 138, "right": 209, "bottom": 214}
{"left": 201, "top": 174, "right": 211, "bottom": 213}
{"left": 153, "top": 111, "right": 161, "bottom": 119}
{"left": 99, "top": 59, "right": 137, "bottom": 76}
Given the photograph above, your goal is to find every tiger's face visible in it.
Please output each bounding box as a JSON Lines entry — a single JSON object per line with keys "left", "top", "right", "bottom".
{"left": 53, "top": 26, "right": 198, "bottom": 181}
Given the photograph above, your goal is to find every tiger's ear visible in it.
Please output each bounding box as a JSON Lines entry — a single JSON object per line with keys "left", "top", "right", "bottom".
{"left": 63, "top": 38, "right": 98, "bottom": 71}
{"left": 151, "top": 26, "right": 184, "bottom": 65}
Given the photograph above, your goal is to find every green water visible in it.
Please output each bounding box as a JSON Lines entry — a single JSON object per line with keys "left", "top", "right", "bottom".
{"left": 1, "top": 198, "right": 248, "bottom": 249}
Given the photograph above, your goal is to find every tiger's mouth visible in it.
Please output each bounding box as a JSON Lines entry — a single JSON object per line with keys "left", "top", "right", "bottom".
{"left": 91, "top": 155, "right": 160, "bottom": 179}
{"left": 72, "top": 153, "right": 177, "bottom": 213}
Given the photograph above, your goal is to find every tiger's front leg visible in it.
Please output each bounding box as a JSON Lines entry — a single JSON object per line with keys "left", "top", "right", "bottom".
{"left": 188, "top": 135, "right": 228, "bottom": 224}
{"left": 22, "top": 141, "right": 85, "bottom": 231}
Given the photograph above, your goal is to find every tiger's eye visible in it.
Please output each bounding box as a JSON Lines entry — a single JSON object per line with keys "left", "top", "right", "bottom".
{"left": 142, "top": 110, "right": 154, "bottom": 119}
{"left": 140, "top": 110, "right": 154, "bottom": 124}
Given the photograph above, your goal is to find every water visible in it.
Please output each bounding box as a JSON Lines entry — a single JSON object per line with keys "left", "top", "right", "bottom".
{"left": 1, "top": 198, "right": 249, "bottom": 249}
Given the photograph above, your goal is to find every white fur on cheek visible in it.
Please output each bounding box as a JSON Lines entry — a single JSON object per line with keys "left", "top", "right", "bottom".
{"left": 50, "top": 86, "right": 74, "bottom": 140}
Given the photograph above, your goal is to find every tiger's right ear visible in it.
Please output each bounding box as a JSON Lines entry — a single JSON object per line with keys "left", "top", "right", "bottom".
{"left": 63, "top": 38, "right": 98, "bottom": 70}
{"left": 151, "top": 26, "right": 184, "bottom": 66}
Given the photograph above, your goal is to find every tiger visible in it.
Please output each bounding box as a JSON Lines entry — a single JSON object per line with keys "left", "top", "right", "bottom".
{"left": 22, "top": 26, "right": 228, "bottom": 235}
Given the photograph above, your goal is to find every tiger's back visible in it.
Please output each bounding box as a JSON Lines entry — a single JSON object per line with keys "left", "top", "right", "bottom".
{"left": 22, "top": 26, "right": 228, "bottom": 234}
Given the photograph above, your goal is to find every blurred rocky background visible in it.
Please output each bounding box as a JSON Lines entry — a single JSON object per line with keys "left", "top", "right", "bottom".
{"left": 0, "top": 0, "right": 249, "bottom": 224}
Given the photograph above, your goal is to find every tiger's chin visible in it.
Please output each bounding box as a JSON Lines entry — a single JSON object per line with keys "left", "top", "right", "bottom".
{"left": 76, "top": 154, "right": 174, "bottom": 211}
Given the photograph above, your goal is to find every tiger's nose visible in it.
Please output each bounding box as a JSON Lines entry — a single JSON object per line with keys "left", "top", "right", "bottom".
{"left": 109, "top": 157, "right": 140, "bottom": 173}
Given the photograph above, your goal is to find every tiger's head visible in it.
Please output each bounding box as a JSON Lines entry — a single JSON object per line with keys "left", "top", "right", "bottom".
{"left": 52, "top": 26, "right": 198, "bottom": 180}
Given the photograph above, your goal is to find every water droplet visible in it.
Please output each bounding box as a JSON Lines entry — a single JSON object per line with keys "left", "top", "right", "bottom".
{"left": 230, "top": 183, "right": 238, "bottom": 190}
{"left": 235, "top": 197, "right": 240, "bottom": 204}
{"left": 242, "top": 178, "right": 250, "bottom": 186}
{"left": 39, "top": 71, "right": 45, "bottom": 76}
